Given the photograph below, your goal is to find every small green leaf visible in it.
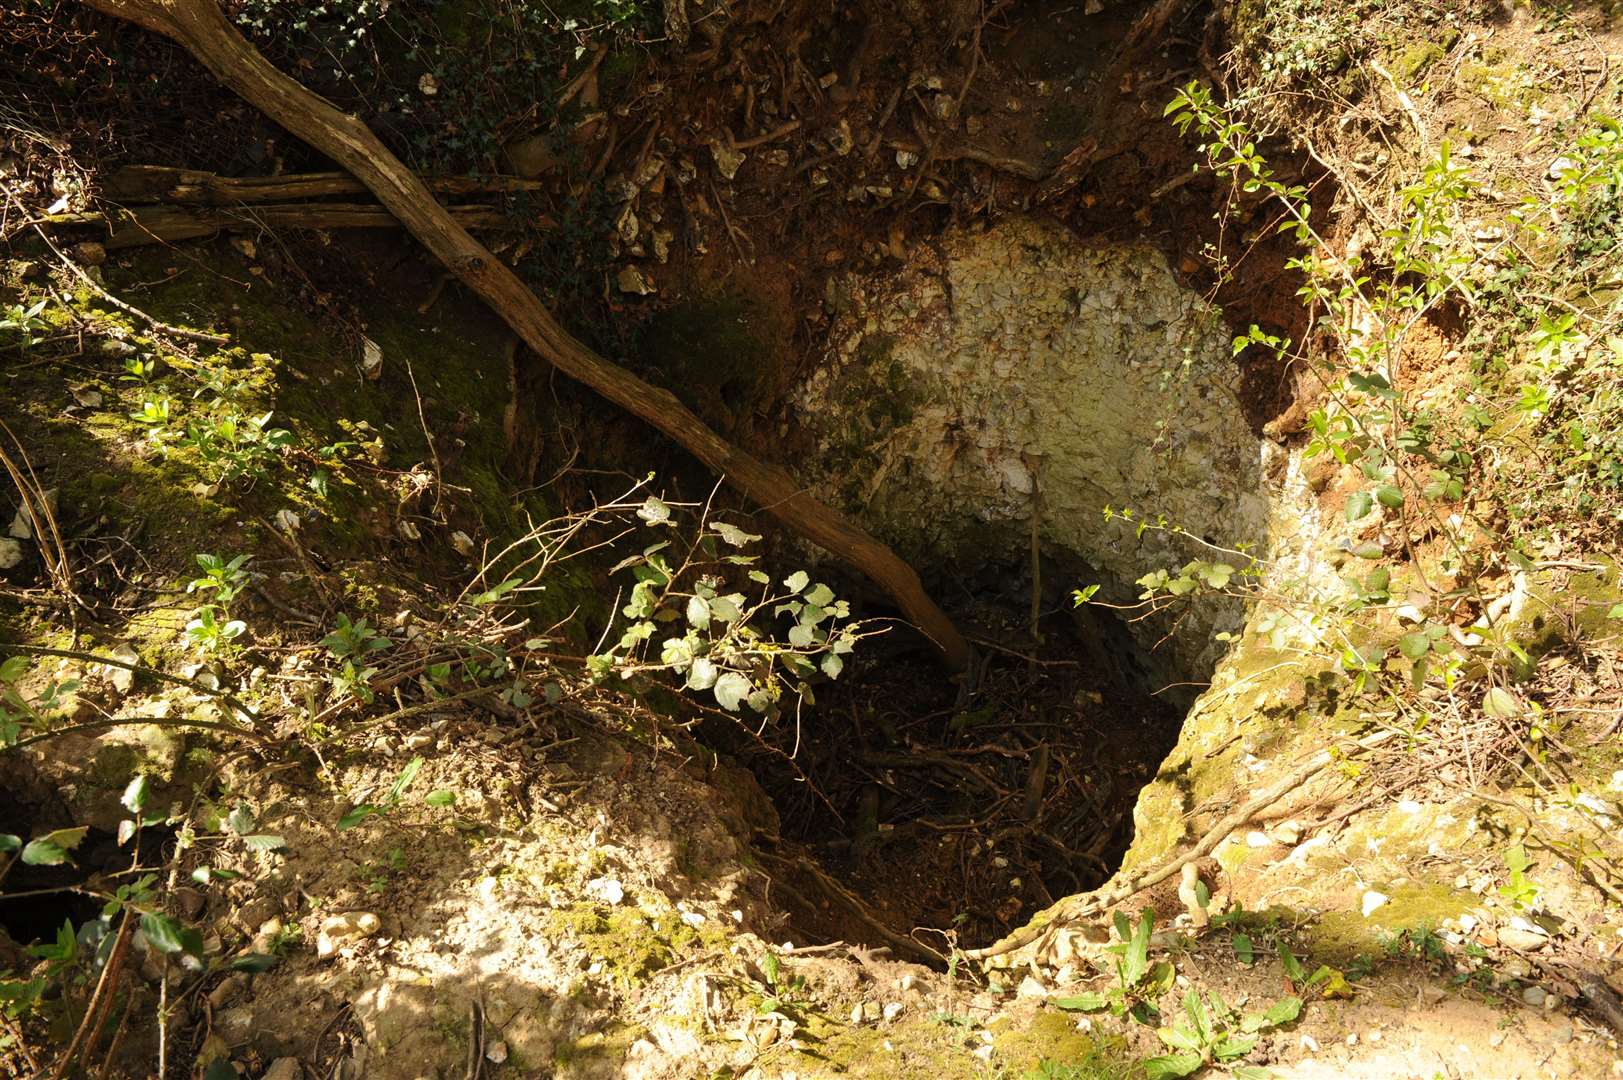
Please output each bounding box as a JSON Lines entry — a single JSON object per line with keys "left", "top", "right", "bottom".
{"left": 191, "top": 866, "right": 241, "bottom": 883}
{"left": 1483, "top": 687, "right": 1521, "bottom": 718}
{"left": 338, "top": 805, "right": 379, "bottom": 831}
{"left": 783, "top": 570, "right": 810, "bottom": 593}
{"left": 1374, "top": 484, "right": 1404, "bottom": 509}
{"left": 387, "top": 757, "right": 424, "bottom": 803}
{"left": 122, "top": 775, "right": 150, "bottom": 814}
{"left": 1214, "top": 1033, "right": 1260, "bottom": 1060}
{"left": 0, "top": 834, "right": 20, "bottom": 853}
{"left": 636, "top": 497, "right": 671, "bottom": 525}
{"left": 686, "top": 657, "right": 719, "bottom": 691}
{"left": 686, "top": 594, "right": 711, "bottom": 629}
{"left": 140, "top": 913, "right": 204, "bottom": 957}
{"left": 1143, "top": 1051, "right": 1204, "bottom": 1079}
{"left": 22, "top": 827, "right": 89, "bottom": 866}
{"left": 230, "top": 952, "right": 280, "bottom": 972}
{"left": 821, "top": 653, "right": 844, "bottom": 679}
{"left": 0, "top": 656, "right": 29, "bottom": 682}
{"left": 1398, "top": 631, "right": 1433, "bottom": 660}
{"left": 425, "top": 790, "right": 457, "bottom": 808}
{"left": 471, "top": 577, "right": 522, "bottom": 605}
{"left": 1157, "top": 1025, "right": 1203, "bottom": 1052}
{"left": 227, "top": 804, "right": 256, "bottom": 835}
{"left": 1277, "top": 941, "right": 1307, "bottom": 983}
{"left": 1052, "top": 991, "right": 1111, "bottom": 1012}
{"left": 1262, "top": 996, "right": 1303, "bottom": 1025}
{"left": 241, "top": 834, "right": 285, "bottom": 850}
{"left": 1345, "top": 490, "right": 1374, "bottom": 522}
{"left": 804, "top": 583, "right": 835, "bottom": 607}
{"left": 712, "top": 522, "right": 762, "bottom": 547}
{"left": 713, "top": 671, "right": 751, "bottom": 712}
{"left": 1233, "top": 932, "right": 1255, "bottom": 964}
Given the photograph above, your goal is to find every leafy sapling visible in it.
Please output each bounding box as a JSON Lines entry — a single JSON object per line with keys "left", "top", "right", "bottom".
{"left": 587, "top": 495, "right": 876, "bottom": 720}
{"left": 185, "top": 553, "right": 254, "bottom": 656}
{"left": 0, "top": 299, "right": 49, "bottom": 354}
{"left": 338, "top": 756, "right": 425, "bottom": 831}
{"left": 0, "top": 655, "right": 81, "bottom": 747}
{"left": 1146, "top": 988, "right": 1302, "bottom": 1079}
{"left": 321, "top": 614, "right": 392, "bottom": 703}
{"left": 1053, "top": 909, "right": 1175, "bottom": 1023}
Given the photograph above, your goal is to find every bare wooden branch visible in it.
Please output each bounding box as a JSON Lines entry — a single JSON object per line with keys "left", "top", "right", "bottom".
{"left": 45, "top": 202, "right": 519, "bottom": 249}
{"left": 102, "top": 164, "right": 547, "bottom": 204}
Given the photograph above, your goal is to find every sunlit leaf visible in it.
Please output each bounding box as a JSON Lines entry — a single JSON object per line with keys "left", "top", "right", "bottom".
{"left": 713, "top": 672, "right": 751, "bottom": 712}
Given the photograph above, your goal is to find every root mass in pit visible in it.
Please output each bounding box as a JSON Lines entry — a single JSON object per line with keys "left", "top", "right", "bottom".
{"left": 713, "top": 565, "right": 1181, "bottom": 955}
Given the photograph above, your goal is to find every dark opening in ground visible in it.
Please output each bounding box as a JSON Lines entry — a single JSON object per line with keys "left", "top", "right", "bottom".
{"left": 699, "top": 553, "right": 1184, "bottom": 955}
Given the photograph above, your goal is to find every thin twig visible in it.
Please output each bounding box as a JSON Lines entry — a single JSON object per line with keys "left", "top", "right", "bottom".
{"left": 43, "top": 911, "right": 133, "bottom": 1080}
{"left": 31, "top": 224, "right": 229, "bottom": 344}
{"left": 2, "top": 644, "right": 258, "bottom": 724}
{"left": 7, "top": 713, "right": 273, "bottom": 750}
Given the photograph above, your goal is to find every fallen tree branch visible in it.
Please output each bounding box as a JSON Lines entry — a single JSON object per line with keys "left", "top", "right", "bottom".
{"left": 85, "top": 0, "right": 971, "bottom": 671}
{"left": 44, "top": 201, "right": 519, "bottom": 250}
{"left": 102, "top": 164, "right": 547, "bottom": 204}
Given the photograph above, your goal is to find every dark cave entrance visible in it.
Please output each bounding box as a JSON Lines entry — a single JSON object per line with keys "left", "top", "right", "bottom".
{"left": 697, "top": 548, "right": 1187, "bottom": 955}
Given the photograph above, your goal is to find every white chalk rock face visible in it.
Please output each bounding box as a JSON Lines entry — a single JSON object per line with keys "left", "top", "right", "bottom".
{"left": 794, "top": 216, "right": 1270, "bottom": 677}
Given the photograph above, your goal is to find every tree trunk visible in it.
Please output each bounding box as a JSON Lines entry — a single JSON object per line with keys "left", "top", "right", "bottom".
{"left": 84, "top": 0, "right": 971, "bottom": 671}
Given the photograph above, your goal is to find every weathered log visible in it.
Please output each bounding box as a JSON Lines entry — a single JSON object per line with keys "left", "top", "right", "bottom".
{"left": 103, "top": 164, "right": 547, "bottom": 205}
{"left": 46, "top": 202, "right": 517, "bottom": 249}
{"left": 84, "top": 0, "right": 972, "bottom": 670}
